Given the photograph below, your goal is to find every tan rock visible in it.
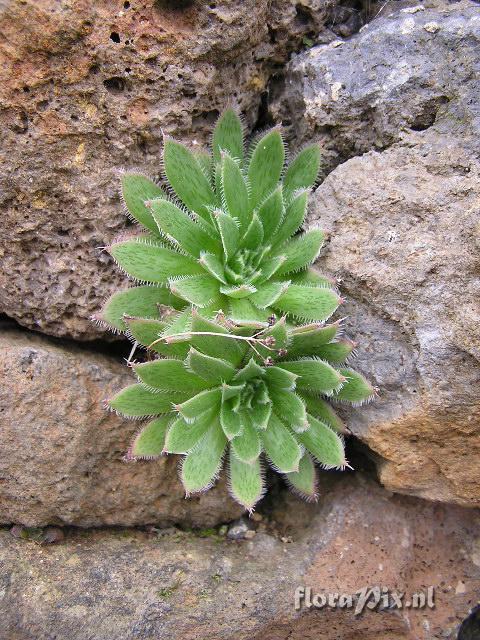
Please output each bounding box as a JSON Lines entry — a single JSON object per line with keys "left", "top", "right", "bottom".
{"left": 0, "top": 475, "right": 478, "bottom": 639}
{"left": 0, "top": 329, "right": 242, "bottom": 527}
{"left": 310, "top": 132, "right": 480, "bottom": 507}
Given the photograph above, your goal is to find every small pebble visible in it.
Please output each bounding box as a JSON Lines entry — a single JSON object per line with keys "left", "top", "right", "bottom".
{"left": 424, "top": 22, "right": 440, "bottom": 33}
{"left": 227, "top": 518, "right": 254, "bottom": 540}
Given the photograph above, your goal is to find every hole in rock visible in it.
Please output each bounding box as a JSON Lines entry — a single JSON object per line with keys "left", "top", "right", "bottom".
{"left": 410, "top": 96, "right": 449, "bottom": 131}
{"left": 124, "top": 1, "right": 130, "bottom": 7}
{"left": 103, "top": 77, "right": 126, "bottom": 94}
{"left": 155, "top": 0, "right": 195, "bottom": 9}
{"left": 110, "top": 31, "right": 121, "bottom": 43}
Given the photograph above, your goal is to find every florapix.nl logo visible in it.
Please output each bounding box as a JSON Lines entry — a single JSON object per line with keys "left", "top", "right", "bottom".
{"left": 294, "top": 585, "right": 435, "bottom": 615}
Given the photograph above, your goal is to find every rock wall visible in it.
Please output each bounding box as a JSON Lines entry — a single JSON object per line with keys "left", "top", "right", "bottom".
{"left": 1, "top": 2, "right": 480, "bottom": 637}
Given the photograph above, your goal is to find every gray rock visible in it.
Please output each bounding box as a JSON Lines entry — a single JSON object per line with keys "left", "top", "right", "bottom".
{"left": 0, "top": 329, "right": 242, "bottom": 527}
{"left": 271, "top": 1, "right": 480, "bottom": 170}
{"left": 227, "top": 517, "right": 255, "bottom": 540}
{"left": 309, "top": 131, "right": 480, "bottom": 506}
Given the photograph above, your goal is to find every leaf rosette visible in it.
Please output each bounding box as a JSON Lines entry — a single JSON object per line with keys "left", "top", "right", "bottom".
{"left": 106, "top": 311, "right": 374, "bottom": 510}
{"left": 96, "top": 109, "right": 342, "bottom": 332}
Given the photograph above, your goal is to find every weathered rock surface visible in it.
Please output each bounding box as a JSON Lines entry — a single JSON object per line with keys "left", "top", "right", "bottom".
{"left": 290, "top": 2, "right": 480, "bottom": 506}
{"left": 1, "top": 475, "right": 478, "bottom": 640}
{"left": 0, "top": 328, "right": 242, "bottom": 527}
{"left": 0, "top": 0, "right": 349, "bottom": 340}
{"left": 271, "top": 1, "right": 480, "bottom": 170}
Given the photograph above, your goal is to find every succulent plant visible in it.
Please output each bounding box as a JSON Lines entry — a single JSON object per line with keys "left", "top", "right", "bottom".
{"left": 96, "top": 108, "right": 342, "bottom": 333}
{"left": 96, "top": 108, "right": 375, "bottom": 510}
{"left": 105, "top": 310, "right": 375, "bottom": 510}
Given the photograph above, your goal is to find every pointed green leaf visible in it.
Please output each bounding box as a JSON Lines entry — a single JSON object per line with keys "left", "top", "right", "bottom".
{"left": 186, "top": 347, "right": 236, "bottom": 384}
{"left": 194, "top": 149, "right": 213, "bottom": 184}
{"left": 240, "top": 214, "right": 263, "bottom": 250}
{"left": 109, "top": 239, "right": 203, "bottom": 284}
{"left": 212, "top": 108, "right": 244, "bottom": 164}
{"left": 220, "top": 400, "right": 243, "bottom": 439}
{"left": 150, "top": 199, "right": 219, "bottom": 258}
{"left": 163, "top": 138, "right": 216, "bottom": 221}
{"left": 270, "top": 389, "right": 308, "bottom": 433}
{"left": 262, "top": 316, "right": 289, "bottom": 349}
{"left": 181, "top": 419, "right": 226, "bottom": 494}
{"left": 273, "top": 284, "right": 341, "bottom": 322}
{"left": 176, "top": 387, "right": 222, "bottom": 422}
{"left": 264, "top": 366, "right": 297, "bottom": 391}
{"left": 169, "top": 275, "right": 221, "bottom": 308}
{"left": 253, "top": 316, "right": 290, "bottom": 361}
{"left": 220, "top": 284, "right": 257, "bottom": 299}
{"left": 190, "top": 311, "right": 245, "bottom": 365}
{"left": 254, "top": 255, "right": 287, "bottom": 284}
{"left": 316, "top": 339, "right": 355, "bottom": 363}
{"left": 155, "top": 308, "right": 192, "bottom": 359}
{"left": 257, "top": 186, "right": 284, "bottom": 238}
{"left": 234, "top": 357, "right": 264, "bottom": 383}
{"left": 214, "top": 211, "right": 240, "bottom": 262}
{"left": 249, "top": 281, "right": 290, "bottom": 308}
{"left": 275, "top": 229, "right": 324, "bottom": 276}
{"left": 164, "top": 409, "right": 215, "bottom": 454}
{"left": 121, "top": 172, "right": 165, "bottom": 234}
{"left": 229, "top": 454, "right": 264, "bottom": 511}
{"left": 228, "top": 298, "right": 269, "bottom": 324}
{"left": 134, "top": 359, "right": 209, "bottom": 393}
{"left": 298, "top": 393, "right": 346, "bottom": 433}
{"left": 220, "top": 153, "right": 250, "bottom": 229}
{"left": 333, "top": 368, "right": 375, "bottom": 404}
{"left": 108, "top": 384, "right": 183, "bottom": 417}
{"left": 124, "top": 317, "right": 166, "bottom": 351}
{"left": 273, "top": 190, "right": 308, "bottom": 248}
{"left": 222, "top": 382, "right": 245, "bottom": 401}
{"left": 278, "top": 359, "right": 344, "bottom": 394}
{"left": 231, "top": 413, "right": 261, "bottom": 463}
{"left": 262, "top": 414, "right": 301, "bottom": 473}
{"left": 129, "top": 415, "right": 170, "bottom": 459}
{"left": 291, "top": 268, "right": 335, "bottom": 288}
{"left": 253, "top": 402, "right": 272, "bottom": 430}
{"left": 248, "top": 129, "right": 285, "bottom": 208}
{"left": 297, "top": 414, "right": 345, "bottom": 468}
{"left": 284, "top": 452, "right": 318, "bottom": 500}
{"left": 283, "top": 144, "right": 321, "bottom": 201}
{"left": 97, "top": 286, "right": 185, "bottom": 333}
{"left": 199, "top": 252, "right": 227, "bottom": 284}
{"left": 288, "top": 321, "right": 341, "bottom": 358}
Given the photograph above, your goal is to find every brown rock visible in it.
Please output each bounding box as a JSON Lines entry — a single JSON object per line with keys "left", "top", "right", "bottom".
{"left": 0, "top": 0, "right": 339, "bottom": 340}
{"left": 0, "top": 328, "right": 242, "bottom": 527}
{"left": 0, "top": 475, "right": 478, "bottom": 639}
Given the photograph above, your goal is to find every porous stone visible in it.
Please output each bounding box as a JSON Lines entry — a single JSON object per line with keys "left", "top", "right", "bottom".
{"left": 0, "top": 0, "right": 345, "bottom": 340}
{"left": 0, "top": 328, "right": 242, "bottom": 527}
